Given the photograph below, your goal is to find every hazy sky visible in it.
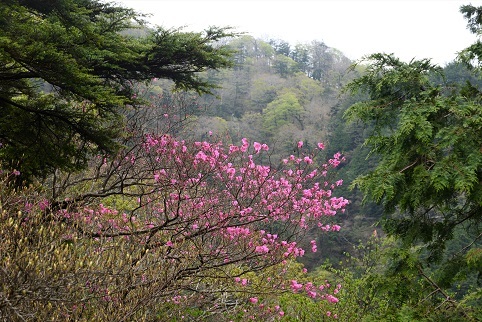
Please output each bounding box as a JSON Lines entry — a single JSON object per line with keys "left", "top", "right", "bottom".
{"left": 116, "top": 0, "right": 481, "bottom": 66}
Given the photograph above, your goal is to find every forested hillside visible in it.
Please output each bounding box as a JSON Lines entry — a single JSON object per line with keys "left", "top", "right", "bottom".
{"left": 147, "top": 35, "right": 381, "bottom": 268}
{"left": 1, "top": 1, "right": 482, "bottom": 321}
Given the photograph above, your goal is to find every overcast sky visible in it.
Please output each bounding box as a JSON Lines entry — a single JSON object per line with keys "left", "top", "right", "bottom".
{"left": 115, "top": 0, "right": 481, "bottom": 66}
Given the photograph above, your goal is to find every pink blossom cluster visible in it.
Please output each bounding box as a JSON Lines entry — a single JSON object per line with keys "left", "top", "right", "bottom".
{"left": 290, "top": 279, "right": 342, "bottom": 302}
{"left": 52, "top": 136, "right": 347, "bottom": 318}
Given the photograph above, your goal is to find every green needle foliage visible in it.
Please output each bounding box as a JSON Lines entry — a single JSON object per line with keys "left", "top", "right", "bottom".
{"left": 343, "top": 50, "right": 482, "bottom": 257}
{"left": 342, "top": 6, "right": 482, "bottom": 315}
{"left": 0, "top": 0, "right": 235, "bottom": 180}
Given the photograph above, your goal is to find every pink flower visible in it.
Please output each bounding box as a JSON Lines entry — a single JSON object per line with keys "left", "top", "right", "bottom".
{"left": 38, "top": 199, "right": 50, "bottom": 211}
{"left": 310, "top": 240, "right": 317, "bottom": 252}
{"left": 241, "top": 138, "right": 249, "bottom": 152}
{"left": 290, "top": 280, "right": 303, "bottom": 292}
{"left": 317, "top": 142, "right": 325, "bottom": 150}
{"left": 249, "top": 297, "right": 258, "bottom": 304}
{"left": 255, "top": 245, "right": 269, "bottom": 254}
{"left": 326, "top": 295, "right": 339, "bottom": 303}
{"left": 297, "top": 141, "right": 303, "bottom": 148}
{"left": 304, "top": 156, "right": 313, "bottom": 164}
{"left": 253, "top": 142, "right": 262, "bottom": 153}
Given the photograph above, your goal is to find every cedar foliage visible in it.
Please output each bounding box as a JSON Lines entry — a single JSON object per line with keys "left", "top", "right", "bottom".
{"left": 0, "top": 0, "right": 235, "bottom": 179}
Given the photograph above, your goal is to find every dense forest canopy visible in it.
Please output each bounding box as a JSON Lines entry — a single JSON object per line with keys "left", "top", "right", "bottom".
{"left": 1, "top": 0, "right": 482, "bottom": 321}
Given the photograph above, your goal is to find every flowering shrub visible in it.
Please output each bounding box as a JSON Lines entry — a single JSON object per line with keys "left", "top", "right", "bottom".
{"left": 1, "top": 135, "right": 347, "bottom": 320}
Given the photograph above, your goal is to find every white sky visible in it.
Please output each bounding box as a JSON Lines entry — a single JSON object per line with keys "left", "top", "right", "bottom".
{"left": 115, "top": 0, "right": 481, "bottom": 66}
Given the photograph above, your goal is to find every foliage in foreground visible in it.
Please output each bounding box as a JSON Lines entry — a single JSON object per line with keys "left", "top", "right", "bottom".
{"left": 0, "top": 110, "right": 347, "bottom": 320}
{"left": 341, "top": 236, "right": 482, "bottom": 321}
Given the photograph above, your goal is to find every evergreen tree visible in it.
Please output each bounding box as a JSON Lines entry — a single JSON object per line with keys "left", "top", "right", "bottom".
{"left": 343, "top": 6, "right": 482, "bottom": 315}
{"left": 0, "top": 0, "right": 235, "bottom": 179}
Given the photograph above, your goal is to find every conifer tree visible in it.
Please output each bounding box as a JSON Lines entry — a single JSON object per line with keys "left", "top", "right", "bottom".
{"left": 0, "top": 0, "right": 235, "bottom": 179}
{"left": 343, "top": 5, "right": 482, "bottom": 309}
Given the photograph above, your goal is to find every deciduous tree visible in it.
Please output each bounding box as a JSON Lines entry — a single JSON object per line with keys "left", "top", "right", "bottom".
{"left": 1, "top": 106, "right": 347, "bottom": 319}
